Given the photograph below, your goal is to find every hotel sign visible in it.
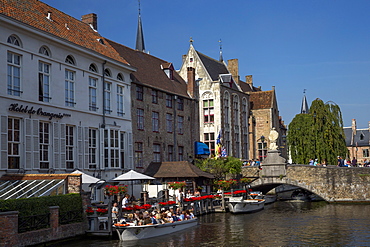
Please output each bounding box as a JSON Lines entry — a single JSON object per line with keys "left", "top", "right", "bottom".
{"left": 9, "top": 103, "right": 71, "bottom": 120}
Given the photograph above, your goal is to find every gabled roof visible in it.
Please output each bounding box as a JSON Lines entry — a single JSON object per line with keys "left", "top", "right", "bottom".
{"left": 0, "top": 0, "right": 129, "bottom": 65}
{"left": 196, "top": 51, "right": 229, "bottom": 81}
{"left": 344, "top": 127, "right": 370, "bottom": 147}
{"left": 145, "top": 161, "right": 214, "bottom": 179}
{"left": 107, "top": 39, "right": 190, "bottom": 98}
{"left": 249, "top": 90, "right": 274, "bottom": 110}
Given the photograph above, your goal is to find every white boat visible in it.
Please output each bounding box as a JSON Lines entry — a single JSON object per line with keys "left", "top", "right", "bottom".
{"left": 249, "top": 191, "right": 276, "bottom": 204}
{"left": 114, "top": 218, "right": 198, "bottom": 241}
{"left": 228, "top": 196, "right": 265, "bottom": 213}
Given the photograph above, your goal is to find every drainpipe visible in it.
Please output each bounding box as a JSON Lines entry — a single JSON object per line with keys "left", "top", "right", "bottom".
{"left": 102, "top": 60, "right": 107, "bottom": 128}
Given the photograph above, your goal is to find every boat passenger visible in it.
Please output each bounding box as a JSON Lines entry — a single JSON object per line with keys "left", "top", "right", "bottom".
{"left": 187, "top": 209, "right": 195, "bottom": 219}
{"left": 179, "top": 211, "right": 186, "bottom": 221}
{"left": 156, "top": 213, "right": 165, "bottom": 224}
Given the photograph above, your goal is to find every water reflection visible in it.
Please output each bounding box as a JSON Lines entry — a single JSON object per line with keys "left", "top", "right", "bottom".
{"left": 48, "top": 202, "right": 370, "bottom": 247}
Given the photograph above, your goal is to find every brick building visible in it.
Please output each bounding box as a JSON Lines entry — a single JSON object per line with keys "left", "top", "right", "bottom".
{"left": 344, "top": 119, "right": 370, "bottom": 164}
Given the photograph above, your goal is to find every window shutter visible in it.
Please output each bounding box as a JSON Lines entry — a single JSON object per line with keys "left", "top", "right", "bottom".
{"left": 25, "top": 118, "right": 32, "bottom": 169}
{"left": 84, "top": 127, "right": 89, "bottom": 169}
{"left": 77, "top": 126, "right": 83, "bottom": 169}
{"left": 60, "top": 123, "right": 66, "bottom": 169}
{"left": 32, "top": 120, "right": 39, "bottom": 168}
{"left": 0, "top": 116, "right": 8, "bottom": 169}
{"left": 100, "top": 128, "right": 105, "bottom": 170}
{"left": 53, "top": 122, "right": 60, "bottom": 169}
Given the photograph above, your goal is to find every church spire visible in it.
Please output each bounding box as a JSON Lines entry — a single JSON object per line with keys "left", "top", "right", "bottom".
{"left": 219, "top": 39, "right": 223, "bottom": 62}
{"left": 135, "top": 0, "right": 145, "bottom": 52}
{"left": 301, "top": 89, "right": 309, "bottom": 114}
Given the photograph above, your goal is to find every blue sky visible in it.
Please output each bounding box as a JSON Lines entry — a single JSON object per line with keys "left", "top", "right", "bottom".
{"left": 42, "top": 0, "right": 370, "bottom": 128}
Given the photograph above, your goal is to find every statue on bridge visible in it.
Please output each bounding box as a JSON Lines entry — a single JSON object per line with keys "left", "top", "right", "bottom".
{"left": 268, "top": 127, "right": 279, "bottom": 151}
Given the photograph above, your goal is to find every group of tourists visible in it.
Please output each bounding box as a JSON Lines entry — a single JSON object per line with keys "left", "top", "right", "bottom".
{"left": 242, "top": 159, "right": 261, "bottom": 167}
{"left": 308, "top": 156, "right": 370, "bottom": 167}
{"left": 308, "top": 158, "right": 328, "bottom": 166}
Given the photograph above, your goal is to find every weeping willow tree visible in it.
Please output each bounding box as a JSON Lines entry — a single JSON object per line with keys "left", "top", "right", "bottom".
{"left": 288, "top": 98, "right": 348, "bottom": 165}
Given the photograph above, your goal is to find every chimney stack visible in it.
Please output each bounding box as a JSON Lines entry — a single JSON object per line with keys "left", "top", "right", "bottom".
{"left": 227, "top": 59, "right": 240, "bottom": 85}
{"left": 187, "top": 67, "right": 197, "bottom": 99}
{"left": 82, "top": 13, "right": 97, "bottom": 30}
{"left": 246, "top": 75, "right": 253, "bottom": 87}
{"left": 352, "top": 119, "right": 357, "bottom": 136}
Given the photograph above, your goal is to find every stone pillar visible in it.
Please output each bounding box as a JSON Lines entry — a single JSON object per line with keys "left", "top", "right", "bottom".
{"left": 49, "top": 206, "right": 59, "bottom": 237}
{"left": 0, "top": 211, "right": 19, "bottom": 246}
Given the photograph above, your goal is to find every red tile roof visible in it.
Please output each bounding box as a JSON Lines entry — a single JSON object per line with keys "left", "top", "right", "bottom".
{"left": 249, "top": 90, "right": 274, "bottom": 110}
{"left": 0, "top": 0, "right": 129, "bottom": 65}
{"left": 107, "top": 39, "right": 190, "bottom": 98}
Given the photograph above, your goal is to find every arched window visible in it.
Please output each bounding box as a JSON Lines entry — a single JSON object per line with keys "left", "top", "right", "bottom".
{"left": 65, "top": 55, "right": 75, "bottom": 65}
{"left": 89, "top": 63, "right": 98, "bottom": 73}
{"left": 224, "top": 91, "right": 230, "bottom": 125}
{"left": 117, "top": 73, "right": 125, "bottom": 81}
{"left": 39, "top": 46, "right": 50, "bottom": 56}
{"left": 104, "top": 68, "right": 112, "bottom": 77}
{"left": 7, "top": 35, "right": 21, "bottom": 46}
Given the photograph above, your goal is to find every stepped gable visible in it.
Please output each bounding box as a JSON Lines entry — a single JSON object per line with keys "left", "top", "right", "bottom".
{"left": 196, "top": 51, "right": 229, "bottom": 82}
{"left": 0, "top": 0, "right": 128, "bottom": 65}
{"left": 107, "top": 39, "right": 190, "bottom": 98}
{"left": 249, "top": 90, "right": 274, "bottom": 110}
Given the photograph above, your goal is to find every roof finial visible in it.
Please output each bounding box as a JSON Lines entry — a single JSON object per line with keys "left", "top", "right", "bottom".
{"left": 135, "top": 0, "right": 145, "bottom": 52}
{"left": 189, "top": 37, "right": 194, "bottom": 45}
{"left": 219, "top": 39, "right": 223, "bottom": 62}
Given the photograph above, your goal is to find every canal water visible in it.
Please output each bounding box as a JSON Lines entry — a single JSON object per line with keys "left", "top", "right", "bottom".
{"left": 49, "top": 201, "right": 370, "bottom": 246}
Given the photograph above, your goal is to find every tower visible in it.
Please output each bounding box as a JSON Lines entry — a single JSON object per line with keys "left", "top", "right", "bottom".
{"left": 135, "top": 0, "right": 145, "bottom": 52}
{"left": 301, "top": 89, "right": 309, "bottom": 114}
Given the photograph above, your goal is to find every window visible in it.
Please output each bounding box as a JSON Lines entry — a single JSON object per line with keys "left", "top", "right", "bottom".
{"left": 258, "top": 142, "right": 268, "bottom": 161}
{"left": 39, "top": 122, "right": 50, "bottom": 169}
{"left": 89, "top": 77, "right": 97, "bottom": 111}
{"left": 120, "top": 132, "right": 125, "bottom": 169}
{"left": 204, "top": 133, "right": 215, "bottom": 154}
{"left": 152, "top": 90, "right": 158, "bottom": 104}
{"left": 166, "top": 94, "right": 172, "bottom": 108}
{"left": 242, "top": 98, "right": 248, "bottom": 132}
{"left": 39, "top": 46, "right": 50, "bottom": 56}
{"left": 8, "top": 118, "right": 20, "bottom": 169}
{"left": 166, "top": 113, "right": 173, "bottom": 133}
{"left": 233, "top": 95, "right": 239, "bottom": 128}
{"left": 177, "top": 97, "right": 184, "bottom": 111}
{"left": 136, "top": 85, "right": 143, "bottom": 100}
{"left": 152, "top": 111, "right": 159, "bottom": 132}
{"left": 137, "top": 108, "right": 144, "bottom": 130}
{"left": 7, "top": 35, "right": 21, "bottom": 46}
{"left": 168, "top": 145, "right": 174, "bottom": 161}
{"left": 89, "top": 129, "right": 97, "bottom": 169}
{"left": 117, "top": 85, "right": 124, "bottom": 116}
{"left": 117, "top": 73, "right": 124, "bottom": 81}
{"left": 104, "top": 69, "right": 111, "bottom": 77}
{"left": 89, "top": 63, "right": 98, "bottom": 73}
{"left": 135, "top": 142, "right": 143, "bottom": 168}
{"left": 178, "top": 146, "right": 184, "bottom": 161}
{"left": 104, "top": 129, "right": 119, "bottom": 168}
{"left": 178, "top": 116, "right": 184, "bottom": 134}
{"left": 153, "top": 143, "right": 161, "bottom": 162}
{"left": 203, "top": 99, "right": 214, "bottom": 123}
{"left": 65, "top": 55, "right": 75, "bottom": 65}
{"left": 104, "top": 82, "right": 111, "bottom": 114}
{"left": 363, "top": 149, "right": 369, "bottom": 158}
{"left": 66, "top": 125, "right": 74, "bottom": 169}
{"left": 39, "top": 62, "right": 50, "bottom": 102}
{"left": 224, "top": 93, "right": 230, "bottom": 125}
{"left": 65, "top": 70, "right": 75, "bottom": 106}
{"left": 7, "top": 52, "right": 21, "bottom": 96}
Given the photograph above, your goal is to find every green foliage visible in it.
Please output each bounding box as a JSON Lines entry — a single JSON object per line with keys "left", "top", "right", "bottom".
{"left": 287, "top": 98, "right": 348, "bottom": 166}
{"left": 0, "top": 193, "right": 82, "bottom": 217}
{"left": 195, "top": 156, "right": 242, "bottom": 180}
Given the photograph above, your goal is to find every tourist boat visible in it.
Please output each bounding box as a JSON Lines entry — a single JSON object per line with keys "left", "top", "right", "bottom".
{"left": 114, "top": 218, "right": 198, "bottom": 241}
{"left": 228, "top": 195, "right": 265, "bottom": 213}
{"left": 249, "top": 191, "right": 276, "bottom": 204}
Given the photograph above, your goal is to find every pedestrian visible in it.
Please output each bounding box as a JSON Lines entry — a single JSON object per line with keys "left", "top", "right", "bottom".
{"left": 351, "top": 157, "right": 357, "bottom": 167}
{"left": 309, "top": 159, "right": 314, "bottom": 166}
{"left": 112, "top": 202, "right": 119, "bottom": 223}
{"left": 122, "top": 194, "right": 130, "bottom": 208}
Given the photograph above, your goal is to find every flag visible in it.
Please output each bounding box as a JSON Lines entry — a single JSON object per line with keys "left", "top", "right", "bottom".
{"left": 215, "top": 129, "right": 223, "bottom": 158}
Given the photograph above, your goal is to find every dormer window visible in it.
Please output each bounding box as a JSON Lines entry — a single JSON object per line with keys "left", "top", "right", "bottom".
{"left": 360, "top": 133, "right": 365, "bottom": 141}
{"left": 7, "top": 35, "right": 21, "bottom": 46}
{"left": 65, "top": 55, "right": 75, "bottom": 65}
{"left": 161, "top": 63, "right": 174, "bottom": 80}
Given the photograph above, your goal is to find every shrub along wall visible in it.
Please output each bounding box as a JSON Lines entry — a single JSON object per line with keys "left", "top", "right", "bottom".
{"left": 0, "top": 193, "right": 82, "bottom": 217}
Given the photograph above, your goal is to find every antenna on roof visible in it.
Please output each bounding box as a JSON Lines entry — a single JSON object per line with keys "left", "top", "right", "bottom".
{"left": 219, "top": 39, "right": 223, "bottom": 62}
{"left": 135, "top": 0, "right": 145, "bottom": 52}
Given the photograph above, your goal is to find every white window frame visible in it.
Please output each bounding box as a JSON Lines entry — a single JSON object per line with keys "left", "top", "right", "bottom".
{"left": 104, "top": 82, "right": 111, "bottom": 114}
{"left": 39, "top": 122, "right": 50, "bottom": 169}
{"left": 7, "top": 51, "right": 21, "bottom": 96}
{"left": 66, "top": 125, "right": 74, "bottom": 169}
{"left": 89, "top": 77, "right": 98, "bottom": 111}
{"left": 117, "top": 85, "right": 124, "bottom": 116}
{"left": 39, "top": 61, "right": 50, "bottom": 102}
{"left": 65, "top": 70, "right": 75, "bottom": 106}
{"left": 8, "top": 118, "right": 20, "bottom": 169}
{"left": 89, "top": 128, "right": 97, "bottom": 169}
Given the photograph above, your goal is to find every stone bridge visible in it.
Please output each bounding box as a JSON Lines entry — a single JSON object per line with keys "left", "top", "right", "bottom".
{"left": 242, "top": 163, "right": 370, "bottom": 202}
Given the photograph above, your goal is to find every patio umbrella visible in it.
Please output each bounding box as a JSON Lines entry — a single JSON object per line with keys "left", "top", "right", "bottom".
{"left": 72, "top": 169, "right": 100, "bottom": 184}
{"left": 112, "top": 170, "right": 155, "bottom": 197}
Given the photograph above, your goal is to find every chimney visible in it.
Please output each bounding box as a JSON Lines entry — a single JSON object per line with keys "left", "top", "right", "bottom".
{"left": 246, "top": 75, "right": 253, "bottom": 87}
{"left": 187, "top": 67, "right": 197, "bottom": 99}
{"left": 352, "top": 119, "right": 357, "bottom": 136}
{"left": 227, "top": 59, "right": 240, "bottom": 85}
{"left": 82, "top": 13, "right": 97, "bottom": 30}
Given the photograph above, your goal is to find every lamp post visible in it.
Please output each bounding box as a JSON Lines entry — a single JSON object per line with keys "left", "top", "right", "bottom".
{"left": 260, "top": 135, "right": 265, "bottom": 161}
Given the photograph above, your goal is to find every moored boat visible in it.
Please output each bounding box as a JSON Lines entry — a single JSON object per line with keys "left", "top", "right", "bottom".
{"left": 114, "top": 218, "right": 198, "bottom": 241}
{"left": 228, "top": 196, "right": 265, "bottom": 213}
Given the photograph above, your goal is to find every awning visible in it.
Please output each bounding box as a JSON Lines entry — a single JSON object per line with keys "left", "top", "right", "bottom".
{"left": 195, "top": 142, "right": 210, "bottom": 155}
